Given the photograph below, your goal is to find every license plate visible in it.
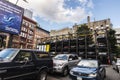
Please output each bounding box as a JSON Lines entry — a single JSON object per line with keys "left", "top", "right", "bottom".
{"left": 77, "top": 77, "right": 82, "bottom": 80}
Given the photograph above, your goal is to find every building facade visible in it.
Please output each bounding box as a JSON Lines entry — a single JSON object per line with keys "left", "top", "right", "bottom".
{"left": 12, "top": 16, "right": 36, "bottom": 49}
{"left": 50, "top": 18, "right": 112, "bottom": 37}
{"left": 0, "top": 16, "right": 50, "bottom": 49}
{"left": 73, "top": 18, "right": 112, "bottom": 34}
{"left": 50, "top": 27, "right": 73, "bottom": 36}
{"left": 114, "top": 28, "right": 120, "bottom": 46}
{"left": 34, "top": 26, "right": 50, "bottom": 48}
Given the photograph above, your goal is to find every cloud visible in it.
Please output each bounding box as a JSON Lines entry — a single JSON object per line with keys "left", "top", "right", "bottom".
{"left": 9, "top": 0, "right": 93, "bottom": 24}
{"left": 79, "top": 0, "right": 94, "bottom": 8}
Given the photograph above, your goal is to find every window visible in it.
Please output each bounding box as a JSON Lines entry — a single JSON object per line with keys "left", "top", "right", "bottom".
{"left": 15, "top": 51, "right": 32, "bottom": 61}
{"left": 35, "top": 52, "right": 49, "bottom": 59}
{"left": 73, "top": 55, "right": 78, "bottom": 60}
{"left": 0, "top": 49, "right": 18, "bottom": 60}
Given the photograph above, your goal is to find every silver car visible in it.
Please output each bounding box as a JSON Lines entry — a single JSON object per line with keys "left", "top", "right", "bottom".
{"left": 112, "top": 58, "right": 120, "bottom": 73}
{"left": 53, "top": 54, "right": 80, "bottom": 76}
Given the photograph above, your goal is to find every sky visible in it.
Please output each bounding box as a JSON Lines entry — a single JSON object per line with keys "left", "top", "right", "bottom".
{"left": 9, "top": 0, "right": 120, "bottom": 31}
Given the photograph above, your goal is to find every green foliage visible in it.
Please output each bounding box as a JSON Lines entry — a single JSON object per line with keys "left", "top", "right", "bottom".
{"left": 76, "top": 24, "right": 117, "bottom": 56}
{"left": 76, "top": 24, "right": 91, "bottom": 35}
{"left": 115, "top": 46, "right": 120, "bottom": 57}
{"left": 108, "top": 29, "right": 117, "bottom": 53}
{"left": 76, "top": 24, "right": 93, "bottom": 44}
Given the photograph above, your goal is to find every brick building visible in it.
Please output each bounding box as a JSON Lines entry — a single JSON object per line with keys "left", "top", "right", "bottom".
{"left": 12, "top": 16, "right": 37, "bottom": 49}
{"left": 34, "top": 26, "right": 50, "bottom": 48}
{"left": 0, "top": 16, "right": 50, "bottom": 49}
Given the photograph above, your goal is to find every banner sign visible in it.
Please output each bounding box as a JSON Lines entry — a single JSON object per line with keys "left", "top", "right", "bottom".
{"left": 37, "top": 44, "right": 50, "bottom": 52}
{"left": 0, "top": 0, "right": 24, "bottom": 34}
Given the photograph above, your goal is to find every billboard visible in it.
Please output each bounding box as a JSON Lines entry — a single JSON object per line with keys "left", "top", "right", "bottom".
{"left": 0, "top": 0, "right": 24, "bottom": 35}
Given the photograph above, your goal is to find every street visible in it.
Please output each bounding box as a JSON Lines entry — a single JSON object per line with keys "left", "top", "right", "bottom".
{"left": 47, "top": 66, "right": 120, "bottom": 80}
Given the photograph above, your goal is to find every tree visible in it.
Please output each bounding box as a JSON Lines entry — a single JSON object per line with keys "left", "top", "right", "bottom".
{"left": 76, "top": 24, "right": 94, "bottom": 55}
{"left": 76, "top": 24, "right": 91, "bottom": 35}
{"left": 107, "top": 29, "right": 117, "bottom": 54}
{"left": 76, "top": 24, "right": 93, "bottom": 43}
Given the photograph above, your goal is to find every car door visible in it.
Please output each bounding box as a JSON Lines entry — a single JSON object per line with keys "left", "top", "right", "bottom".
{"left": 3, "top": 50, "right": 35, "bottom": 80}
{"left": 72, "top": 55, "right": 80, "bottom": 66}
{"left": 33, "top": 51, "right": 53, "bottom": 71}
{"left": 98, "top": 66, "right": 105, "bottom": 79}
{"left": 14, "top": 50, "right": 36, "bottom": 77}
{"left": 68, "top": 55, "right": 78, "bottom": 69}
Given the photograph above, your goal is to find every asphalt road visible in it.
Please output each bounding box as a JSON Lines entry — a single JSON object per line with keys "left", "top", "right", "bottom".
{"left": 105, "top": 66, "right": 120, "bottom": 80}
{"left": 47, "top": 66, "right": 120, "bottom": 80}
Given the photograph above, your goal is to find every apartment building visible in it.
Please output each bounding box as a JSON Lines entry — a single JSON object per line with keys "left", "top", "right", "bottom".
{"left": 114, "top": 28, "right": 120, "bottom": 46}
{"left": 73, "top": 18, "right": 112, "bottom": 34}
{"left": 12, "top": 16, "right": 36, "bottom": 49}
{"left": 34, "top": 26, "right": 50, "bottom": 48}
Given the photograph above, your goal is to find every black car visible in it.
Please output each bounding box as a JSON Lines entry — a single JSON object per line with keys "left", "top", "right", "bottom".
{"left": 0, "top": 48, "right": 53, "bottom": 80}
{"left": 70, "top": 59, "right": 106, "bottom": 80}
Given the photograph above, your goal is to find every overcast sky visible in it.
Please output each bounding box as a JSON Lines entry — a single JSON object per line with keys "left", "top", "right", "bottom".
{"left": 9, "top": 0, "right": 120, "bottom": 31}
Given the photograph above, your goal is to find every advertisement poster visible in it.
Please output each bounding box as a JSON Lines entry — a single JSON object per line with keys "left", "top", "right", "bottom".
{"left": 37, "top": 44, "right": 50, "bottom": 52}
{"left": 0, "top": 0, "right": 24, "bottom": 35}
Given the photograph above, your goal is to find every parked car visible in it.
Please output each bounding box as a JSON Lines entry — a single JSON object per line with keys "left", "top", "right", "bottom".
{"left": 53, "top": 54, "right": 80, "bottom": 76}
{"left": 0, "top": 48, "right": 53, "bottom": 80}
{"left": 112, "top": 58, "right": 120, "bottom": 73}
{"left": 70, "top": 59, "right": 106, "bottom": 80}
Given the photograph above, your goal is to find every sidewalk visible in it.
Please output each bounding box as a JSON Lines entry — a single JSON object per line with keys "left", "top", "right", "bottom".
{"left": 105, "top": 66, "right": 120, "bottom": 80}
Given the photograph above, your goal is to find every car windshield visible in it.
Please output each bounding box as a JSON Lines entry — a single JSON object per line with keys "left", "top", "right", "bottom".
{"left": 0, "top": 49, "right": 18, "bottom": 60}
{"left": 77, "top": 60, "right": 98, "bottom": 68}
{"left": 54, "top": 54, "right": 68, "bottom": 60}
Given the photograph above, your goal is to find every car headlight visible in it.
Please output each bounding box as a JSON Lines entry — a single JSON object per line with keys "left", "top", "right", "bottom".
{"left": 54, "top": 63, "right": 64, "bottom": 66}
{"left": 58, "top": 63, "right": 64, "bottom": 66}
{"left": 70, "top": 70, "right": 73, "bottom": 75}
{"left": 89, "top": 73, "right": 97, "bottom": 77}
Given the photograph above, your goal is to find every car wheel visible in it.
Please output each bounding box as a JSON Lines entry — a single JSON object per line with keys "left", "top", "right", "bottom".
{"left": 112, "top": 67, "right": 115, "bottom": 70}
{"left": 62, "top": 67, "right": 68, "bottom": 76}
{"left": 37, "top": 69, "right": 47, "bottom": 80}
{"left": 116, "top": 67, "right": 119, "bottom": 73}
{"left": 104, "top": 70, "right": 106, "bottom": 78}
